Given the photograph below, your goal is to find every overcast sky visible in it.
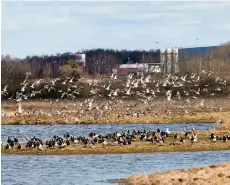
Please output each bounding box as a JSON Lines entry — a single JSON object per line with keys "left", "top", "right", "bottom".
{"left": 2, "top": 1, "right": 230, "bottom": 58}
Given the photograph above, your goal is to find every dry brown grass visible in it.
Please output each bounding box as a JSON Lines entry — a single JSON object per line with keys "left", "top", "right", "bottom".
{"left": 0, "top": 111, "right": 223, "bottom": 125}
{"left": 121, "top": 161, "right": 230, "bottom": 185}
{"left": 2, "top": 98, "right": 230, "bottom": 125}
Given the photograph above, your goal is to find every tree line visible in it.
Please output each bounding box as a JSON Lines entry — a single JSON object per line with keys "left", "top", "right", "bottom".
{"left": 1, "top": 49, "right": 160, "bottom": 96}
{"left": 1, "top": 45, "right": 230, "bottom": 99}
{"left": 2, "top": 49, "right": 160, "bottom": 77}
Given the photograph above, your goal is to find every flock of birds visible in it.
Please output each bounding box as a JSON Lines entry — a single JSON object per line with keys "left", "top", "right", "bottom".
{"left": 1, "top": 70, "right": 229, "bottom": 157}
{"left": 1, "top": 70, "right": 228, "bottom": 123}
{"left": 4, "top": 128, "right": 230, "bottom": 150}
{"left": 2, "top": 70, "right": 229, "bottom": 151}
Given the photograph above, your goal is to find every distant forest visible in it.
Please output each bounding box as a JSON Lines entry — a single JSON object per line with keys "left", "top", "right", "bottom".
{"left": 1, "top": 49, "right": 160, "bottom": 78}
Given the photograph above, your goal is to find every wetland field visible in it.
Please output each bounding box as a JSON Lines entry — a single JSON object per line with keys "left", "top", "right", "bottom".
{"left": 2, "top": 72, "right": 230, "bottom": 185}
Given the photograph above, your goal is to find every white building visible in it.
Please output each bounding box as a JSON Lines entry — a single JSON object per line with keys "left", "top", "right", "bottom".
{"left": 76, "top": 53, "right": 86, "bottom": 66}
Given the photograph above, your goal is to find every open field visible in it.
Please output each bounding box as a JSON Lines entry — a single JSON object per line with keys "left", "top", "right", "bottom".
{"left": 119, "top": 161, "right": 230, "bottom": 185}
{"left": 0, "top": 111, "right": 223, "bottom": 125}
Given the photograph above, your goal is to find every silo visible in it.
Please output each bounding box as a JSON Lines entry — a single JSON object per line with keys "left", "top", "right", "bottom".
{"left": 166, "top": 48, "right": 172, "bottom": 74}
{"left": 172, "top": 48, "right": 179, "bottom": 73}
{"left": 160, "top": 49, "right": 166, "bottom": 74}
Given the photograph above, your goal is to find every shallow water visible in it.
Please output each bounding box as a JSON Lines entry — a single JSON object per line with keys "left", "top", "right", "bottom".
{"left": 1, "top": 123, "right": 214, "bottom": 143}
{"left": 2, "top": 151, "right": 230, "bottom": 185}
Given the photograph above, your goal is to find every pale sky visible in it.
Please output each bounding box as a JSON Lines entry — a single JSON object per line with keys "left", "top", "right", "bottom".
{"left": 1, "top": 1, "right": 230, "bottom": 58}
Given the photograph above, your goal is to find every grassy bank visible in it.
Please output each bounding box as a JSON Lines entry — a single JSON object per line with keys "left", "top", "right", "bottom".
{"left": 2, "top": 130, "right": 230, "bottom": 155}
{"left": 119, "top": 162, "right": 230, "bottom": 185}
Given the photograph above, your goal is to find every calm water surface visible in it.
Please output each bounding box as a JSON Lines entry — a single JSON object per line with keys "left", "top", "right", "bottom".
{"left": 1, "top": 123, "right": 215, "bottom": 143}
{"left": 2, "top": 151, "right": 230, "bottom": 185}
{"left": 2, "top": 123, "right": 225, "bottom": 185}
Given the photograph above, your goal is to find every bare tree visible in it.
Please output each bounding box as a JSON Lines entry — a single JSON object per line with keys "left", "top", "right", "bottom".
{"left": 42, "top": 63, "right": 52, "bottom": 79}
{"left": 87, "top": 53, "right": 118, "bottom": 77}
{"left": 1, "top": 60, "right": 30, "bottom": 96}
{"left": 179, "top": 44, "right": 230, "bottom": 77}
{"left": 141, "top": 53, "right": 160, "bottom": 64}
